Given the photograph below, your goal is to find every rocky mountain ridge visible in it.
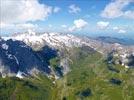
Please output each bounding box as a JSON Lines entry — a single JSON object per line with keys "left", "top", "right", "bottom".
{"left": 0, "top": 31, "right": 134, "bottom": 78}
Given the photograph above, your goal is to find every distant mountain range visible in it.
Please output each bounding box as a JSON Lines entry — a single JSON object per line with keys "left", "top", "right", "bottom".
{"left": 95, "top": 36, "right": 134, "bottom": 45}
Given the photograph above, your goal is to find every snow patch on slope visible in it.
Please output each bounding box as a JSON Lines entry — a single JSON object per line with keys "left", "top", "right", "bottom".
{"left": 1, "top": 43, "right": 9, "bottom": 50}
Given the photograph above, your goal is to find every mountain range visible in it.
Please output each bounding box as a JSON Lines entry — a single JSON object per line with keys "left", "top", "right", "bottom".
{"left": 1, "top": 31, "right": 134, "bottom": 78}
{"left": 0, "top": 31, "right": 134, "bottom": 100}
{"left": 95, "top": 36, "right": 134, "bottom": 45}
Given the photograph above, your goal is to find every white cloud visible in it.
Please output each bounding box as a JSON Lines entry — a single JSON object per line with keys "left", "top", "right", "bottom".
{"left": 97, "top": 21, "right": 109, "bottom": 29}
{"left": 68, "top": 26, "right": 76, "bottom": 32}
{"left": 0, "top": 0, "right": 55, "bottom": 33}
{"left": 61, "top": 25, "right": 67, "bottom": 28}
{"left": 69, "top": 19, "right": 88, "bottom": 32}
{"left": 124, "top": 10, "right": 134, "bottom": 19}
{"left": 112, "top": 26, "right": 127, "bottom": 33}
{"left": 113, "top": 26, "right": 119, "bottom": 30}
{"left": 69, "top": 4, "right": 81, "bottom": 14}
{"left": 1, "top": 0, "right": 52, "bottom": 24}
{"left": 118, "top": 29, "right": 126, "bottom": 33}
{"left": 53, "top": 7, "right": 61, "bottom": 13}
{"left": 101, "top": 0, "right": 134, "bottom": 19}
{"left": 74, "top": 19, "right": 88, "bottom": 28}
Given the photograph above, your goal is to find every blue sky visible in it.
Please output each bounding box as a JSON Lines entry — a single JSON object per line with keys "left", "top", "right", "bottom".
{"left": 0, "top": 0, "right": 134, "bottom": 38}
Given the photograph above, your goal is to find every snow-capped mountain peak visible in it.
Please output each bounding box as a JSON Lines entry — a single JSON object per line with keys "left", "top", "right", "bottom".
{"left": 3, "top": 32, "right": 83, "bottom": 50}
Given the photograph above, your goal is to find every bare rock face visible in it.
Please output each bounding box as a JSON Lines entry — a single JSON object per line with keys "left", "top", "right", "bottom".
{"left": 0, "top": 39, "right": 57, "bottom": 78}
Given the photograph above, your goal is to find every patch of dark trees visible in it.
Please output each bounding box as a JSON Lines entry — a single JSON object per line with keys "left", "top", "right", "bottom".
{"left": 75, "top": 88, "right": 92, "bottom": 98}
{"left": 109, "top": 78, "right": 122, "bottom": 85}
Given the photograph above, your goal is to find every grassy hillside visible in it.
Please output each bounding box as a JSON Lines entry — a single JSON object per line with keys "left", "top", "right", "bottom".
{"left": 0, "top": 75, "right": 55, "bottom": 100}
{"left": 54, "top": 46, "right": 134, "bottom": 100}
{"left": 0, "top": 46, "right": 134, "bottom": 100}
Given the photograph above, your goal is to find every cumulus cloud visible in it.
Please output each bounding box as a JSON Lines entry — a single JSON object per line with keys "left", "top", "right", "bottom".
{"left": 69, "top": 19, "right": 88, "bottom": 32}
{"left": 113, "top": 26, "right": 119, "bottom": 30}
{"left": 112, "top": 26, "right": 127, "bottom": 33}
{"left": 124, "top": 10, "right": 134, "bottom": 19}
{"left": 118, "top": 29, "right": 126, "bottom": 33}
{"left": 61, "top": 25, "right": 67, "bottom": 28}
{"left": 1, "top": 0, "right": 52, "bottom": 24}
{"left": 0, "top": 0, "right": 58, "bottom": 33}
{"left": 68, "top": 26, "right": 76, "bottom": 32}
{"left": 101, "top": 0, "right": 134, "bottom": 19}
{"left": 74, "top": 19, "right": 88, "bottom": 28}
{"left": 53, "top": 7, "right": 61, "bottom": 13}
{"left": 97, "top": 21, "right": 109, "bottom": 29}
{"left": 69, "top": 4, "right": 81, "bottom": 14}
